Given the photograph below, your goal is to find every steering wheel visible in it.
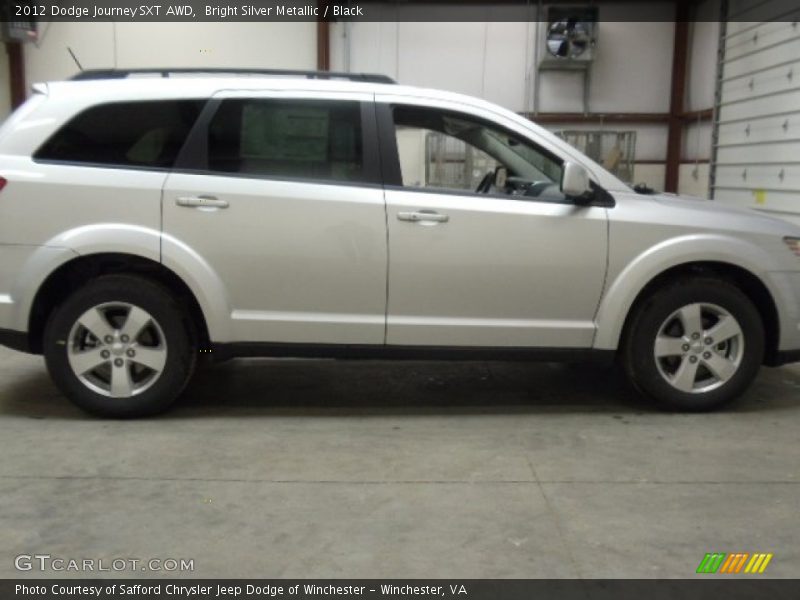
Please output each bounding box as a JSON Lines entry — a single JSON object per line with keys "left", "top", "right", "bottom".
{"left": 475, "top": 170, "right": 495, "bottom": 194}
{"left": 525, "top": 181, "right": 555, "bottom": 197}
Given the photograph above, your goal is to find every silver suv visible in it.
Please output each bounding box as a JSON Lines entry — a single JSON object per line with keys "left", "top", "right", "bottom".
{"left": 1, "top": 68, "right": 799, "bottom": 417}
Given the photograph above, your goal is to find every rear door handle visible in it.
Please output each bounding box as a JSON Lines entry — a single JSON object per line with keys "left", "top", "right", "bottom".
{"left": 397, "top": 210, "right": 449, "bottom": 223}
{"left": 176, "top": 195, "right": 229, "bottom": 209}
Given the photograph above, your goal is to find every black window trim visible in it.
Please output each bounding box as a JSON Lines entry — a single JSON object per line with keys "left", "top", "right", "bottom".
{"left": 374, "top": 101, "right": 615, "bottom": 208}
{"left": 172, "top": 96, "right": 383, "bottom": 188}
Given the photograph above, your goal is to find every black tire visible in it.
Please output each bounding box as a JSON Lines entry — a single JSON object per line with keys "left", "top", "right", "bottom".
{"left": 622, "top": 277, "right": 764, "bottom": 412}
{"left": 44, "top": 275, "right": 197, "bottom": 418}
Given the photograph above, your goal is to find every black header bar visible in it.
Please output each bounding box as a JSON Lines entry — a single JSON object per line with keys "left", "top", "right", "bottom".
{"left": 4, "top": 579, "right": 800, "bottom": 600}
{"left": 5, "top": 0, "right": 800, "bottom": 22}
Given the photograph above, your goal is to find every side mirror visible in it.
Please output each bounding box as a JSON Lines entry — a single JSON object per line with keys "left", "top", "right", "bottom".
{"left": 560, "top": 162, "right": 593, "bottom": 202}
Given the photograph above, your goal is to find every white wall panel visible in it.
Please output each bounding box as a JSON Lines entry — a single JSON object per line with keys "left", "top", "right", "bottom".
{"left": 584, "top": 18, "right": 674, "bottom": 114}
{"left": 678, "top": 163, "right": 711, "bottom": 198}
{"left": 395, "top": 22, "right": 493, "bottom": 99}
{"left": 717, "top": 114, "right": 797, "bottom": 145}
{"left": 334, "top": 16, "right": 676, "bottom": 116}
{"left": 683, "top": 121, "right": 713, "bottom": 161}
{"left": 331, "top": 22, "right": 398, "bottom": 79}
{"left": 481, "top": 22, "right": 531, "bottom": 112}
{"left": 114, "top": 23, "right": 316, "bottom": 70}
{"left": 716, "top": 143, "right": 798, "bottom": 165}
{"left": 719, "top": 87, "right": 800, "bottom": 123}
{"left": 536, "top": 71, "right": 585, "bottom": 113}
{"left": 633, "top": 164, "right": 666, "bottom": 190}
{"left": 724, "top": 21, "right": 799, "bottom": 62}
{"left": 722, "top": 38, "right": 800, "bottom": 81}
{"left": 24, "top": 22, "right": 115, "bottom": 83}
{"left": 712, "top": 5, "right": 800, "bottom": 222}
{"left": 351, "top": 21, "right": 529, "bottom": 114}
{"left": 716, "top": 163, "right": 800, "bottom": 189}
{"left": 24, "top": 22, "right": 315, "bottom": 88}
{"left": 687, "top": 2, "right": 721, "bottom": 112}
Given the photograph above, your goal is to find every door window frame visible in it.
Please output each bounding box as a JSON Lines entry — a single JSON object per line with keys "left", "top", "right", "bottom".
{"left": 173, "top": 92, "right": 383, "bottom": 188}
{"left": 375, "top": 101, "right": 614, "bottom": 207}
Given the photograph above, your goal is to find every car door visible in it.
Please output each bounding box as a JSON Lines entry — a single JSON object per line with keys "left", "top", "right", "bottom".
{"left": 376, "top": 96, "right": 609, "bottom": 348}
{"left": 162, "top": 90, "right": 387, "bottom": 345}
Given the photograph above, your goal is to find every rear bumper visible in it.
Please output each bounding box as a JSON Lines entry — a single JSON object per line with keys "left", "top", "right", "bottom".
{"left": 0, "top": 328, "right": 30, "bottom": 353}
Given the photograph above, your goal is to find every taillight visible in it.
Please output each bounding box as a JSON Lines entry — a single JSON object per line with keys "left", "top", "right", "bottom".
{"left": 0, "top": 177, "right": 6, "bottom": 192}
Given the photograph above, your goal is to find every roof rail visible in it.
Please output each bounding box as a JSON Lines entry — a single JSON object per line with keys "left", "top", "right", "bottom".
{"left": 70, "top": 68, "right": 396, "bottom": 84}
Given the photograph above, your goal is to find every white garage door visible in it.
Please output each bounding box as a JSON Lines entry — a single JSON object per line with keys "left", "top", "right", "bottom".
{"left": 710, "top": 1, "right": 800, "bottom": 226}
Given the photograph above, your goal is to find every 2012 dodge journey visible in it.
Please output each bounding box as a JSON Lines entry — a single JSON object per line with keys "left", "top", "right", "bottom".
{"left": 1, "top": 68, "right": 799, "bottom": 416}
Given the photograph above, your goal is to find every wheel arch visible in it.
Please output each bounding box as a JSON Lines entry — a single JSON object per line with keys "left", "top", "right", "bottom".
{"left": 606, "top": 261, "right": 780, "bottom": 366}
{"left": 27, "top": 253, "right": 212, "bottom": 354}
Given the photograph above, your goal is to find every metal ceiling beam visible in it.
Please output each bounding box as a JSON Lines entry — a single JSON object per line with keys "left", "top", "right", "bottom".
{"left": 665, "top": 1, "right": 691, "bottom": 192}
{"left": 682, "top": 108, "right": 713, "bottom": 122}
{"left": 5, "top": 42, "right": 25, "bottom": 110}
{"left": 522, "top": 110, "right": 712, "bottom": 125}
{"left": 525, "top": 112, "right": 670, "bottom": 124}
{"left": 317, "top": 1, "right": 330, "bottom": 71}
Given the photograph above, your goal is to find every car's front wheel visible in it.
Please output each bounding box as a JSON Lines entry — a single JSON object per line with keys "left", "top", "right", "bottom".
{"left": 623, "top": 278, "right": 764, "bottom": 411}
{"left": 44, "top": 275, "right": 197, "bottom": 417}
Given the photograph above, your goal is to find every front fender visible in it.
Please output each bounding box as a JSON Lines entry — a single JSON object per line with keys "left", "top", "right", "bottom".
{"left": 593, "top": 234, "right": 784, "bottom": 350}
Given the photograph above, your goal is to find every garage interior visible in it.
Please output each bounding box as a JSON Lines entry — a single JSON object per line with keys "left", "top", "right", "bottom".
{"left": 1, "top": 0, "right": 800, "bottom": 580}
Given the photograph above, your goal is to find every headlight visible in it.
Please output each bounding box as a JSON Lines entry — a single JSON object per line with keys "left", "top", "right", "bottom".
{"left": 784, "top": 237, "right": 800, "bottom": 257}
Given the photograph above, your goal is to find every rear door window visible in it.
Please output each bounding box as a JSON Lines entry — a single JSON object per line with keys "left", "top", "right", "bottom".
{"left": 35, "top": 100, "right": 205, "bottom": 169}
{"left": 206, "top": 99, "right": 368, "bottom": 184}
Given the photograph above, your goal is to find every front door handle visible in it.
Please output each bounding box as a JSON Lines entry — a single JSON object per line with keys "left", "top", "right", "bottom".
{"left": 397, "top": 210, "right": 449, "bottom": 223}
{"left": 176, "top": 195, "right": 229, "bottom": 209}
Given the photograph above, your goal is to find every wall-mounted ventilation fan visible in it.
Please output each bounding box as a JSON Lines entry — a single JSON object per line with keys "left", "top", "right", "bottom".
{"left": 539, "top": 7, "right": 598, "bottom": 69}
{"left": 546, "top": 19, "right": 594, "bottom": 59}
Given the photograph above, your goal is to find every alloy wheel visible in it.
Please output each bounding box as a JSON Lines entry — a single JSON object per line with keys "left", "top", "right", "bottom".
{"left": 653, "top": 302, "right": 744, "bottom": 394}
{"left": 66, "top": 302, "right": 168, "bottom": 398}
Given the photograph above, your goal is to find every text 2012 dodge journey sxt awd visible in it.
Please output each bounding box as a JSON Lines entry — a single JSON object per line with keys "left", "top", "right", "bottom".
{"left": 1, "top": 68, "right": 799, "bottom": 417}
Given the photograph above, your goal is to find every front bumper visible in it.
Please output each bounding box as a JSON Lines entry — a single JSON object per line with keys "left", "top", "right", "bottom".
{"left": 765, "top": 270, "right": 800, "bottom": 365}
{"left": 773, "top": 349, "right": 800, "bottom": 366}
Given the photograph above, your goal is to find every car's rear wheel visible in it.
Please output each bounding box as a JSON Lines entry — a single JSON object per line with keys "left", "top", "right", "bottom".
{"left": 623, "top": 278, "right": 764, "bottom": 411}
{"left": 44, "top": 275, "right": 196, "bottom": 417}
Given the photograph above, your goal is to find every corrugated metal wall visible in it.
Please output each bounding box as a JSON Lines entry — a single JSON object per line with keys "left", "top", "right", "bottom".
{"left": 711, "top": 0, "right": 800, "bottom": 225}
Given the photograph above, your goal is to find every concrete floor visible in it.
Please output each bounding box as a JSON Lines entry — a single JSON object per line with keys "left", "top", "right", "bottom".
{"left": 0, "top": 345, "right": 798, "bottom": 579}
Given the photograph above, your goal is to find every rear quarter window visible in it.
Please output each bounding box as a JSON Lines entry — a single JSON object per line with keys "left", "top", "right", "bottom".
{"left": 35, "top": 100, "right": 205, "bottom": 169}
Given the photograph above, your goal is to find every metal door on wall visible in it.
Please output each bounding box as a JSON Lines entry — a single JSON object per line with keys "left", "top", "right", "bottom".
{"left": 710, "top": 0, "right": 800, "bottom": 227}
